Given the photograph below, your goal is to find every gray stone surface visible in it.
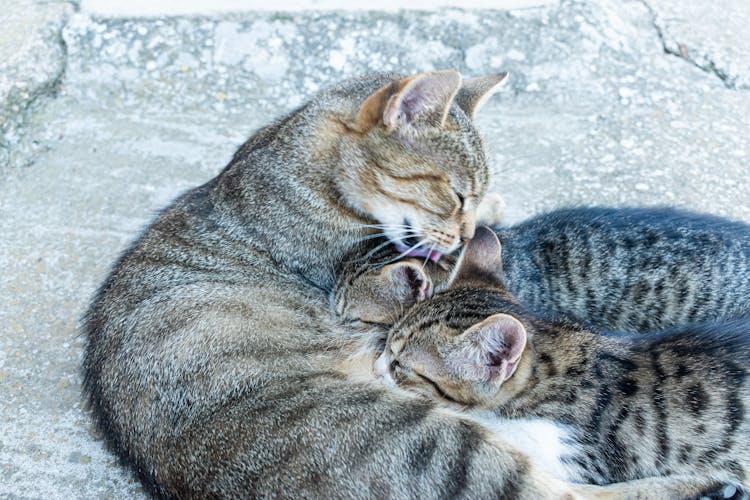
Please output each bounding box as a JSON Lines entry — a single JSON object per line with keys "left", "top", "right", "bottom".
{"left": 0, "top": 0, "right": 73, "bottom": 170}
{"left": 1, "top": 0, "right": 749, "bottom": 497}
{"left": 646, "top": 0, "right": 750, "bottom": 89}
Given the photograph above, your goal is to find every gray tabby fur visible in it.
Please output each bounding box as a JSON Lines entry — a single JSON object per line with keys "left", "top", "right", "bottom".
{"left": 495, "top": 206, "right": 750, "bottom": 332}
{"left": 376, "top": 227, "right": 749, "bottom": 491}
{"left": 82, "top": 72, "right": 695, "bottom": 499}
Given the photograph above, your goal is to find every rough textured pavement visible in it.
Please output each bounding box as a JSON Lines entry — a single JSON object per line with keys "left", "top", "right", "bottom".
{"left": 1, "top": 0, "right": 749, "bottom": 497}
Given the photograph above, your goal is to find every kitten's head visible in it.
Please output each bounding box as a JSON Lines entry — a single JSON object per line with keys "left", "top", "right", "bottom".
{"left": 333, "top": 258, "right": 433, "bottom": 325}
{"left": 374, "top": 227, "right": 532, "bottom": 408}
{"left": 336, "top": 71, "right": 508, "bottom": 261}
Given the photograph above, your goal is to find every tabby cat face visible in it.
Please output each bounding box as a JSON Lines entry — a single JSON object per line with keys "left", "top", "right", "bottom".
{"left": 338, "top": 71, "right": 508, "bottom": 261}
{"left": 375, "top": 227, "right": 532, "bottom": 408}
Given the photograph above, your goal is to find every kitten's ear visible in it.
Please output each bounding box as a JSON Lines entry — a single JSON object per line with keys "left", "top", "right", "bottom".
{"left": 385, "top": 260, "right": 433, "bottom": 303}
{"left": 449, "top": 226, "right": 505, "bottom": 288}
{"left": 354, "top": 70, "right": 462, "bottom": 133}
{"left": 455, "top": 73, "right": 509, "bottom": 119}
{"left": 460, "top": 313, "right": 527, "bottom": 382}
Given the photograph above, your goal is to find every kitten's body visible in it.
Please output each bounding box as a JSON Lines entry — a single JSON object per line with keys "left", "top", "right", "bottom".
{"left": 376, "top": 228, "right": 749, "bottom": 490}
{"left": 504, "top": 317, "right": 750, "bottom": 485}
{"left": 496, "top": 206, "right": 750, "bottom": 332}
{"left": 83, "top": 72, "right": 688, "bottom": 498}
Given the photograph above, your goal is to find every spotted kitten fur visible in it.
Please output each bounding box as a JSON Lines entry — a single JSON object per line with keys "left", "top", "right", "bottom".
{"left": 496, "top": 206, "right": 750, "bottom": 332}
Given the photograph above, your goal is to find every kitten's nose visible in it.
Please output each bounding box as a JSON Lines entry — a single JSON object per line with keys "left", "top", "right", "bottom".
{"left": 374, "top": 353, "right": 397, "bottom": 387}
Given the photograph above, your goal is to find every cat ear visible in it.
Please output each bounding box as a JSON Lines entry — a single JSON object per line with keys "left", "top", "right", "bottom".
{"left": 354, "top": 70, "right": 462, "bottom": 133}
{"left": 353, "top": 80, "right": 398, "bottom": 132}
{"left": 449, "top": 226, "right": 505, "bottom": 288}
{"left": 383, "top": 70, "right": 462, "bottom": 133}
{"left": 384, "top": 260, "right": 433, "bottom": 303}
{"left": 459, "top": 313, "right": 527, "bottom": 382}
{"left": 455, "top": 73, "right": 509, "bottom": 119}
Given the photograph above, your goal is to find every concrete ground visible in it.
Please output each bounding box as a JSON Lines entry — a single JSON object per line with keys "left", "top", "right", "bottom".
{"left": 1, "top": 0, "right": 748, "bottom": 497}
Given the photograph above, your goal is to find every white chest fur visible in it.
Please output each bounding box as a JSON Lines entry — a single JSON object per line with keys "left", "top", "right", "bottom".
{"left": 472, "top": 413, "right": 582, "bottom": 482}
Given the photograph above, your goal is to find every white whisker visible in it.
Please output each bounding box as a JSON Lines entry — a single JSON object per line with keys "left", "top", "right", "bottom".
{"left": 422, "top": 243, "right": 436, "bottom": 268}
{"left": 352, "top": 238, "right": 399, "bottom": 263}
{"left": 354, "top": 224, "right": 414, "bottom": 230}
{"left": 351, "top": 229, "right": 421, "bottom": 245}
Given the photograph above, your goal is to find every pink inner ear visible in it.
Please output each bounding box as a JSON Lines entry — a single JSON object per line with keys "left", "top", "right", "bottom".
{"left": 494, "top": 319, "right": 526, "bottom": 364}
{"left": 383, "top": 71, "right": 461, "bottom": 131}
{"left": 471, "top": 314, "right": 527, "bottom": 379}
{"left": 400, "top": 93, "right": 422, "bottom": 122}
{"left": 390, "top": 262, "right": 433, "bottom": 301}
{"left": 454, "top": 313, "right": 527, "bottom": 383}
{"left": 486, "top": 351, "right": 505, "bottom": 368}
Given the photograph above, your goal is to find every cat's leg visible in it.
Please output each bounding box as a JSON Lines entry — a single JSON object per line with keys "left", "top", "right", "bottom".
{"left": 572, "top": 475, "right": 747, "bottom": 500}
{"left": 476, "top": 191, "right": 506, "bottom": 226}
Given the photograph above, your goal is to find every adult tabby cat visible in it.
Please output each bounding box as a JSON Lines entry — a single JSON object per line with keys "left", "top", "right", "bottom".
{"left": 370, "top": 227, "right": 749, "bottom": 491}
{"left": 495, "top": 206, "right": 750, "bottom": 332}
{"left": 83, "top": 70, "right": 706, "bottom": 498}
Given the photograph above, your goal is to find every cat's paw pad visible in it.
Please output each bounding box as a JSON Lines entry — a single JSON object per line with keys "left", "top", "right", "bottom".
{"left": 384, "top": 260, "right": 433, "bottom": 306}
{"left": 476, "top": 192, "right": 506, "bottom": 226}
{"left": 696, "top": 482, "right": 749, "bottom": 500}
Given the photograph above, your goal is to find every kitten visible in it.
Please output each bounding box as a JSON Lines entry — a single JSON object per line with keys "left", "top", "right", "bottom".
{"left": 373, "top": 227, "right": 749, "bottom": 491}
{"left": 83, "top": 69, "right": 677, "bottom": 498}
{"left": 496, "top": 206, "right": 750, "bottom": 332}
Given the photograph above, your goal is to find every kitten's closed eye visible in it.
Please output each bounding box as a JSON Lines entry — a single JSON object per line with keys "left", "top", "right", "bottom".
{"left": 384, "top": 354, "right": 462, "bottom": 404}
{"left": 412, "top": 370, "right": 459, "bottom": 403}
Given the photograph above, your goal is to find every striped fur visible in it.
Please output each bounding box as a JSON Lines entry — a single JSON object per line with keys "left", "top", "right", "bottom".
{"left": 376, "top": 229, "right": 749, "bottom": 492}
{"left": 495, "top": 206, "right": 750, "bottom": 332}
{"left": 80, "top": 72, "right": 681, "bottom": 499}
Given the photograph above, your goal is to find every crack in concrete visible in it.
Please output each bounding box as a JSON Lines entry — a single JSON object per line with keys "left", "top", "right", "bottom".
{"left": 0, "top": 4, "right": 72, "bottom": 170}
{"left": 638, "top": 0, "right": 738, "bottom": 90}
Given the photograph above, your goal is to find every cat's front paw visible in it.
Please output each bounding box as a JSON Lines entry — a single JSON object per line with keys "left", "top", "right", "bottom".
{"left": 693, "top": 482, "right": 749, "bottom": 500}
{"left": 476, "top": 192, "right": 506, "bottom": 227}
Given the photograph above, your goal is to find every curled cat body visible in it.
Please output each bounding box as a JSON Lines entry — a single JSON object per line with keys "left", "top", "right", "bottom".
{"left": 371, "top": 227, "right": 749, "bottom": 491}
{"left": 495, "top": 206, "right": 750, "bottom": 332}
{"left": 81, "top": 70, "right": 712, "bottom": 499}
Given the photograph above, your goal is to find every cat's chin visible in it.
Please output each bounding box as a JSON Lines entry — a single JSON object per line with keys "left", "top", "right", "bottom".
{"left": 394, "top": 242, "right": 443, "bottom": 262}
